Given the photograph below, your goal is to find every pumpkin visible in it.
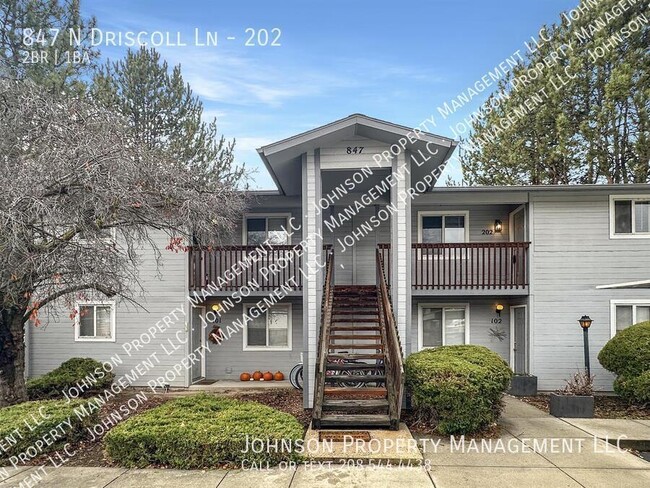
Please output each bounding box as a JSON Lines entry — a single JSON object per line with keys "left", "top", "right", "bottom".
{"left": 240, "top": 372, "right": 251, "bottom": 382}
{"left": 252, "top": 371, "right": 263, "bottom": 381}
{"left": 263, "top": 371, "right": 274, "bottom": 381}
{"left": 274, "top": 371, "right": 284, "bottom": 381}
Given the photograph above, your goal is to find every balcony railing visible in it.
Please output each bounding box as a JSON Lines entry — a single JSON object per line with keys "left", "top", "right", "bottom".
{"left": 378, "top": 242, "right": 530, "bottom": 290}
{"left": 188, "top": 245, "right": 304, "bottom": 292}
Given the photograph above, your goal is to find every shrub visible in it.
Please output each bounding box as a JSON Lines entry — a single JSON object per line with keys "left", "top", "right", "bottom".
{"left": 557, "top": 370, "right": 594, "bottom": 396}
{"left": 104, "top": 394, "right": 304, "bottom": 468}
{"left": 614, "top": 371, "right": 650, "bottom": 405}
{"left": 0, "top": 399, "right": 99, "bottom": 462}
{"left": 598, "top": 321, "right": 650, "bottom": 378}
{"left": 598, "top": 321, "right": 650, "bottom": 405}
{"left": 27, "top": 357, "right": 114, "bottom": 400}
{"left": 405, "top": 345, "right": 512, "bottom": 434}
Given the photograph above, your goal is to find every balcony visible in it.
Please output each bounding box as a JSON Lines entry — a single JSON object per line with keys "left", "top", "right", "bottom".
{"left": 378, "top": 242, "right": 530, "bottom": 293}
{"left": 188, "top": 245, "right": 304, "bottom": 293}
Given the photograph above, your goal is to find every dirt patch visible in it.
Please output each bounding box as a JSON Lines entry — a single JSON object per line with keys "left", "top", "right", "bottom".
{"left": 230, "top": 388, "right": 312, "bottom": 427}
{"left": 520, "top": 394, "right": 650, "bottom": 419}
{"left": 401, "top": 408, "right": 502, "bottom": 438}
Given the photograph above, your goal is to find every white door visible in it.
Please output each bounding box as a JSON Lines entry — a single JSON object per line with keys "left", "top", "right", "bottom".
{"left": 190, "top": 306, "right": 205, "bottom": 383}
{"left": 510, "top": 305, "right": 528, "bottom": 374}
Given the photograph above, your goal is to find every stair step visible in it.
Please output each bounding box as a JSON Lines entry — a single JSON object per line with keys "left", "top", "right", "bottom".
{"left": 332, "top": 318, "right": 379, "bottom": 323}
{"left": 328, "top": 344, "right": 384, "bottom": 350}
{"left": 330, "top": 326, "right": 381, "bottom": 331}
{"left": 325, "top": 375, "right": 385, "bottom": 383}
{"left": 318, "top": 414, "right": 391, "bottom": 428}
{"left": 328, "top": 334, "right": 381, "bottom": 340}
{"left": 332, "top": 310, "right": 379, "bottom": 315}
{"left": 333, "top": 304, "right": 378, "bottom": 310}
{"left": 326, "top": 362, "right": 382, "bottom": 370}
{"left": 324, "top": 387, "right": 387, "bottom": 398}
{"left": 328, "top": 354, "right": 385, "bottom": 360}
{"left": 322, "top": 399, "right": 389, "bottom": 411}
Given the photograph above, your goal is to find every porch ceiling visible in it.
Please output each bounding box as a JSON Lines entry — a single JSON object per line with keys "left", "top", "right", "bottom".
{"left": 257, "top": 114, "right": 458, "bottom": 196}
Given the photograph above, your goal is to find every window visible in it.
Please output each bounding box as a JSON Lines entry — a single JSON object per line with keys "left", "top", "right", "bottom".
{"left": 610, "top": 196, "right": 650, "bottom": 238}
{"left": 418, "top": 304, "right": 469, "bottom": 349}
{"left": 75, "top": 302, "right": 115, "bottom": 342}
{"left": 243, "top": 304, "right": 292, "bottom": 350}
{"left": 611, "top": 301, "right": 650, "bottom": 336}
{"left": 244, "top": 215, "right": 290, "bottom": 245}
{"left": 419, "top": 212, "right": 468, "bottom": 243}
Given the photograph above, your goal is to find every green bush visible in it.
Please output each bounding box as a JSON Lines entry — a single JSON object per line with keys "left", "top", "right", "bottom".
{"left": 405, "top": 345, "right": 513, "bottom": 434}
{"left": 27, "top": 357, "right": 114, "bottom": 400}
{"left": 598, "top": 321, "right": 650, "bottom": 378}
{"left": 614, "top": 371, "right": 650, "bottom": 404}
{"left": 104, "top": 394, "right": 304, "bottom": 468}
{"left": 0, "top": 399, "right": 99, "bottom": 461}
{"left": 599, "top": 321, "right": 650, "bottom": 405}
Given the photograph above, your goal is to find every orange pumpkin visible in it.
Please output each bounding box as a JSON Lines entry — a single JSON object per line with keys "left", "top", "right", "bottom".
{"left": 263, "top": 371, "right": 274, "bottom": 381}
{"left": 274, "top": 371, "right": 284, "bottom": 381}
{"left": 252, "top": 371, "right": 263, "bottom": 381}
{"left": 240, "top": 372, "right": 251, "bottom": 382}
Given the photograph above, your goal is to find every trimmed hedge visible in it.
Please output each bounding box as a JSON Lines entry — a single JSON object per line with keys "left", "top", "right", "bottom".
{"left": 405, "top": 345, "right": 512, "bottom": 434}
{"left": 104, "top": 394, "right": 304, "bottom": 468}
{"left": 598, "top": 321, "right": 650, "bottom": 404}
{"left": 27, "top": 357, "right": 114, "bottom": 400}
{"left": 0, "top": 399, "right": 99, "bottom": 461}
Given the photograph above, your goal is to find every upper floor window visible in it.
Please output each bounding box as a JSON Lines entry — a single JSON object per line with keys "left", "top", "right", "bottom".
{"left": 610, "top": 196, "right": 650, "bottom": 238}
{"left": 244, "top": 215, "right": 289, "bottom": 246}
{"left": 419, "top": 212, "right": 468, "bottom": 243}
{"left": 612, "top": 301, "right": 650, "bottom": 336}
{"left": 75, "top": 301, "right": 116, "bottom": 342}
{"left": 243, "top": 303, "right": 292, "bottom": 351}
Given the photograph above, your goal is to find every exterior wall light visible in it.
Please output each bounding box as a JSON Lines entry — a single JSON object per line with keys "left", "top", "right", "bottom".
{"left": 496, "top": 304, "right": 504, "bottom": 316}
{"left": 211, "top": 303, "right": 223, "bottom": 312}
{"left": 494, "top": 220, "right": 503, "bottom": 233}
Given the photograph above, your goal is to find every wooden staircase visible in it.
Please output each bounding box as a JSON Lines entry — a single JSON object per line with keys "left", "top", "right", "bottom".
{"left": 312, "top": 250, "right": 403, "bottom": 430}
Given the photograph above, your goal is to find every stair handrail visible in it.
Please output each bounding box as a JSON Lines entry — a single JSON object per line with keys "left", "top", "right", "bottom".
{"left": 376, "top": 248, "right": 404, "bottom": 429}
{"left": 311, "top": 246, "right": 335, "bottom": 427}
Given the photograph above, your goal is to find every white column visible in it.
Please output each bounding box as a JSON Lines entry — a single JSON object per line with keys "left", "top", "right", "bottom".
{"left": 301, "top": 149, "right": 322, "bottom": 407}
{"left": 391, "top": 152, "right": 411, "bottom": 352}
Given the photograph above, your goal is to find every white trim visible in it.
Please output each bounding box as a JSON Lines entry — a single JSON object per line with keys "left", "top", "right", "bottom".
{"left": 74, "top": 300, "right": 116, "bottom": 342}
{"left": 417, "top": 303, "right": 470, "bottom": 351}
{"left": 242, "top": 213, "right": 292, "bottom": 245}
{"left": 242, "top": 302, "right": 293, "bottom": 351}
{"left": 597, "top": 279, "right": 650, "bottom": 289}
{"left": 509, "top": 205, "right": 527, "bottom": 241}
{"left": 509, "top": 305, "right": 527, "bottom": 373}
{"left": 417, "top": 211, "right": 470, "bottom": 243}
{"left": 609, "top": 194, "right": 650, "bottom": 239}
{"left": 610, "top": 299, "right": 650, "bottom": 337}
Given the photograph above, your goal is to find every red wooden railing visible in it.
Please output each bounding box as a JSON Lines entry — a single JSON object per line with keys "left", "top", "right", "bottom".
{"left": 188, "top": 245, "right": 304, "bottom": 292}
{"left": 379, "top": 242, "right": 530, "bottom": 290}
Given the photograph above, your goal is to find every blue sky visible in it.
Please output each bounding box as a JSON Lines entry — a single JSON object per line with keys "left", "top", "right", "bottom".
{"left": 82, "top": 0, "right": 577, "bottom": 189}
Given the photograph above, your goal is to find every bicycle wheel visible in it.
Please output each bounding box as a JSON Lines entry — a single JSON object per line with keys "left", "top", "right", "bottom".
{"left": 289, "top": 364, "right": 303, "bottom": 390}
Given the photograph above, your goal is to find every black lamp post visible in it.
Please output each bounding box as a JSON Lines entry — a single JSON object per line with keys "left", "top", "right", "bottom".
{"left": 578, "top": 315, "right": 593, "bottom": 377}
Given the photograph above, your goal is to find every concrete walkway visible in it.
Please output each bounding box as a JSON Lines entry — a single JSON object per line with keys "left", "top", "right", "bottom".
{"left": 1, "top": 396, "right": 648, "bottom": 487}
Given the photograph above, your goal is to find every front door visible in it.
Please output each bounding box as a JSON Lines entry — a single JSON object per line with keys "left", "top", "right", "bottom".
{"left": 510, "top": 305, "right": 527, "bottom": 374}
{"left": 190, "top": 306, "right": 205, "bottom": 383}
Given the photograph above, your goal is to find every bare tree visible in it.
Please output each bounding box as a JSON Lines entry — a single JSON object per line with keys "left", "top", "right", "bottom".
{"left": 0, "top": 79, "right": 248, "bottom": 405}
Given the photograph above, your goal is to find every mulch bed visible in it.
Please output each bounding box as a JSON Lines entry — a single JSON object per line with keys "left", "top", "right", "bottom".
{"left": 520, "top": 394, "right": 650, "bottom": 419}
{"left": 231, "top": 389, "right": 312, "bottom": 427}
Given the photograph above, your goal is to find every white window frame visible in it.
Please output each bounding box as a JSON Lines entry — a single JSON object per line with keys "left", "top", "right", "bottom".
{"left": 242, "top": 213, "right": 292, "bottom": 246}
{"left": 610, "top": 299, "right": 650, "bottom": 337}
{"left": 74, "top": 301, "right": 116, "bottom": 342}
{"left": 417, "top": 211, "right": 470, "bottom": 243}
{"left": 417, "top": 303, "right": 470, "bottom": 351}
{"left": 242, "top": 303, "right": 292, "bottom": 351}
{"left": 609, "top": 195, "right": 650, "bottom": 239}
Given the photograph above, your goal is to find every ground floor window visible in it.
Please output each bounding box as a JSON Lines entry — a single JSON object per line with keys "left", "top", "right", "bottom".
{"left": 243, "top": 303, "right": 292, "bottom": 350}
{"left": 75, "top": 301, "right": 116, "bottom": 342}
{"left": 418, "top": 304, "right": 469, "bottom": 349}
{"left": 612, "top": 301, "right": 650, "bottom": 335}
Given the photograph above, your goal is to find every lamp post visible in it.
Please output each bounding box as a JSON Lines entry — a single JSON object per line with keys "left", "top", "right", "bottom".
{"left": 578, "top": 315, "right": 593, "bottom": 377}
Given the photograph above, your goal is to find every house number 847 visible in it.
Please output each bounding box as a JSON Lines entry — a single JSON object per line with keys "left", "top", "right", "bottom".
{"left": 346, "top": 146, "right": 364, "bottom": 154}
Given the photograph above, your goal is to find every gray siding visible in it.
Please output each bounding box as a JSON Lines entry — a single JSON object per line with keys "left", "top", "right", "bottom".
{"left": 530, "top": 191, "right": 650, "bottom": 391}
{"left": 28, "top": 231, "right": 189, "bottom": 387}
{"left": 204, "top": 299, "right": 302, "bottom": 380}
